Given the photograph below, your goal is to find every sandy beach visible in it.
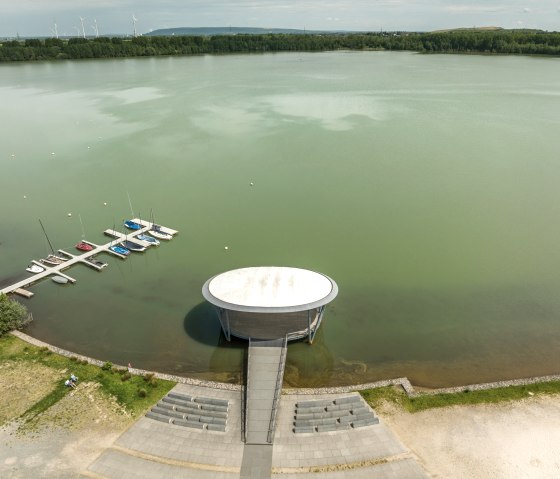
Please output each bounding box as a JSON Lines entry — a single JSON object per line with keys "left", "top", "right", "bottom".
{"left": 380, "top": 394, "right": 560, "bottom": 478}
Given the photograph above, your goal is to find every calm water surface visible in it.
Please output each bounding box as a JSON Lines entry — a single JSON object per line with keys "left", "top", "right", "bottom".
{"left": 1, "top": 52, "right": 560, "bottom": 387}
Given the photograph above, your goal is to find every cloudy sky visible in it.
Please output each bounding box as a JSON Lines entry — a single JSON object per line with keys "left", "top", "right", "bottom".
{"left": 1, "top": 0, "right": 558, "bottom": 38}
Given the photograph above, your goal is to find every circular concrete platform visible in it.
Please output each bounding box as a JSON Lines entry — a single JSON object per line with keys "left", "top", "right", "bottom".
{"left": 202, "top": 266, "right": 339, "bottom": 341}
{"left": 202, "top": 266, "right": 338, "bottom": 313}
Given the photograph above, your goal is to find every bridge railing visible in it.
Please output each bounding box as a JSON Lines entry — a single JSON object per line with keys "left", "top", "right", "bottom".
{"left": 267, "top": 335, "right": 287, "bottom": 443}
{"left": 243, "top": 337, "right": 252, "bottom": 442}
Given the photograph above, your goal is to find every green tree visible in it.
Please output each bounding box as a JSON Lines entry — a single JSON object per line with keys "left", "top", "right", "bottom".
{"left": 0, "top": 293, "right": 31, "bottom": 336}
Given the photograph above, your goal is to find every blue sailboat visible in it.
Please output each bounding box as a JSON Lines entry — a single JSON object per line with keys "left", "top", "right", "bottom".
{"left": 109, "top": 245, "right": 130, "bottom": 256}
{"left": 124, "top": 220, "right": 141, "bottom": 231}
{"left": 137, "top": 234, "right": 160, "bottom": 246}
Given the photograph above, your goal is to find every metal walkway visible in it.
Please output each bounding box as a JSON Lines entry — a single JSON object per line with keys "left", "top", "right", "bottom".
{"left": 244, "top": 337, "right": 287, "bottom": 445}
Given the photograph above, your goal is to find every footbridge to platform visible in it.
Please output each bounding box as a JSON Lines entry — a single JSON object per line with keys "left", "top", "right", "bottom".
{"left": 203, "top": 266, "right": 338, "bottom": 478}
{"left": 244, "top": 337, "right": 287, "bottom": 445}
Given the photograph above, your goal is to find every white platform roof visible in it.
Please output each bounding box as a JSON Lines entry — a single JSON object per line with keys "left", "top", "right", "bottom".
{"left": 202, "top": 267, "right": 338, "bottom": 313}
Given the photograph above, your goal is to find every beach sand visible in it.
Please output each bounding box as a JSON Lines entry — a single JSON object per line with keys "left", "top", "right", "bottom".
{"left": 379, "top": 394, "right": 560, "bottom": 478}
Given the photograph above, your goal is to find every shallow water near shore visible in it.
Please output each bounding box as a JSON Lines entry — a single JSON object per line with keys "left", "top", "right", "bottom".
{"left": 1, "top": 52, "right": 560, "bottom": 387}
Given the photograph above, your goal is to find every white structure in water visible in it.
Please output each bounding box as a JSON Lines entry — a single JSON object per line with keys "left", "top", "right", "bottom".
{"left": 202, "top": 266, "right": 338, "bottom": 343}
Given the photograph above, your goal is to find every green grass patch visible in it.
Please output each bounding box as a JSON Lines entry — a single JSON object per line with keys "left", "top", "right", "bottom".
{"left": 1, "top": 334, "right": 175, "bottom": 419}
{"left": 360, "top": 381, "right": 560, "bottom": 413}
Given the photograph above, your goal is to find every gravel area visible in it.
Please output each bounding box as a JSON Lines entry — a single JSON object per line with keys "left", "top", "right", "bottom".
{"left": 0, "top": 377, "right": 132, "bottom": 479}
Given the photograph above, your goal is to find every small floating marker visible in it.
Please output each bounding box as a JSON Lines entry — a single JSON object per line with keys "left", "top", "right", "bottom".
{"left": 51, "top": 152, "right": 55, "bottom": 156}
{"left": 224, "top": 246, "right": 229, "bottom": 250}
{"left": 67, "top": 213, "right": 72, "bottom": 217}
{"left": 87, "top": 146, "right": 91, "bottom": 149}
{"left": 250, "top": 182, "right": 254, "bottom": 186}
{"left": 103, "top": 202, "right": 107, "bottom": 206}
{"left": 23, "top": 195, "right": 27, "bottom": 199}
{"left": 11, "top": 154, "right": 15, "bottom": 158}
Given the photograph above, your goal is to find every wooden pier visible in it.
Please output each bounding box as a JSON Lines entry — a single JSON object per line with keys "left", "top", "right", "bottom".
{"left": 0, "top": 219, "right": 178, "bottom": 298}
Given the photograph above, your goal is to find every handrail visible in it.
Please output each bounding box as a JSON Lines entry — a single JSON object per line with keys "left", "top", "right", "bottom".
{"left": 243, "top": 337, "right": 252, "bottom": 442}
{"left": 267, "top": 335, "right": 287, "bottom": 443}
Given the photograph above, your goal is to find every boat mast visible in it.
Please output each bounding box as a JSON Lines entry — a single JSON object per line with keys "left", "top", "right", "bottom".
{"left": 126, "top": 190, "right": 134, "bottom": 218}
{"left": 38, "top": 219, "right": 55, "bottom": 255}
{"left": 78, "top": 213, "right": 86, "bottom": 239}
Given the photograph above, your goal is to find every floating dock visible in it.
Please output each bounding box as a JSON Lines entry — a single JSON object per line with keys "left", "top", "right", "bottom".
{"left": 14, "top": 288, "right": 34, "bottom": 298}
{"left": 0, "top": 219, "right": 178, "bottom": 298}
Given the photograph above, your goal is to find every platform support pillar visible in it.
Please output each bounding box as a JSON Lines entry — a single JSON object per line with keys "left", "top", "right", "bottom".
{"left": 216, "top": 307, "right": 232, "bottom": 341}
{"left": 308, "top": 306, "right": 325, "bottom": 344}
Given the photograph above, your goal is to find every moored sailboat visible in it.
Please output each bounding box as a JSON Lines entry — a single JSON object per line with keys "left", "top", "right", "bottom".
{"left": 120, "top": 240, "right": 147, "bottom": 252}
{"left": 76, "top": 241, "right": 94, "bottom": 252}
{"left": 137, "top": 234, "right": 160, "bottom": 246}
{"left": 26, "top": 264, "right": 45, "bottom": 273}
{"left": 124, "top": 220, "right": 141, "bottom": 231}
{"left": 109, "top": 245, "right": 130, "bottom": 256}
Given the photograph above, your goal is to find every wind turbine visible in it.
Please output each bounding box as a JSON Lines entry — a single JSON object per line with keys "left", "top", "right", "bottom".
{"left": 80, "top": 16, "right": 86, "bottom": 38}
{"left": 51, "top": 20, "right": 59, "bottom": 39}
{"left": 92, "top": 19, "right": 99, "bottom": 37}
{"left": 132, "top": 14, "right": 138, "bottom": 37}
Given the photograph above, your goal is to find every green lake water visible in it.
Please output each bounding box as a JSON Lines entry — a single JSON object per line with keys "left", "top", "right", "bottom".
{"left": 1, "top": 51, "right": 560, "bottom": 387}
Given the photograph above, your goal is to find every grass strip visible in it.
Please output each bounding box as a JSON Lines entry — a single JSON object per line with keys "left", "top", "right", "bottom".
{"left": 0, "top": 334, "right": 175, "bottom": 419}
{"left": 361, "top": 381, "right": 560, "bottom": 413}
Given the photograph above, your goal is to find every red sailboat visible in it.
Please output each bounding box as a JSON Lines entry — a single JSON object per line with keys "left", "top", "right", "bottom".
{"left": 75, "top": 241, "right": 93, "bottom": 252}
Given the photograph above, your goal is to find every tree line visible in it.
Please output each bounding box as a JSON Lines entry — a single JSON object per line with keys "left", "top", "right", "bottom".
{"left": 1, "top": 30, "right": 560, "bottom": 62}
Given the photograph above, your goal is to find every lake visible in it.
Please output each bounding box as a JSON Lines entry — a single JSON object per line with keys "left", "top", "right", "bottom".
{"left": 1, "top": 51, "right": 560, "bottom": 388}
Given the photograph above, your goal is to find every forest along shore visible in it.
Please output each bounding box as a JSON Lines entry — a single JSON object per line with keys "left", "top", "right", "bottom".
{"left": 2, "top": 30, "right": 560, "bottom": 62}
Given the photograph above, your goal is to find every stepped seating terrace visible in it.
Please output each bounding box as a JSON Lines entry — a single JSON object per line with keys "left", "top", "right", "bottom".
{"left": 146, "top": 391, "right": 229, "bottom": 432}
{"left": 293, "top": 394, "right": 379, "bottom": 433}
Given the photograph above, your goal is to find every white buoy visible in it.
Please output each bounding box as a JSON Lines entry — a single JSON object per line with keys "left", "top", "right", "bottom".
{"left": 103, "top": 202, "right": 107, "bottom": 206}
{"left": 67, "top": 213, "right": 72, "bottom": 217}
{"left": 23, "top": 195, "right": 27, "bottom": 199}
{"left": 11, "top": 154, "right": 15, "bottom": 158}
{"left": 250, "top": 182, "right": 254, "bottom": 186}
{"left": 51, "top": 152, "right": 55, "bottom": 156}
{"left": 224, "top": 246, "right": 229, "bottom": 250}
{"left": 87, "top": 146, "right": 91, "bottom": 149}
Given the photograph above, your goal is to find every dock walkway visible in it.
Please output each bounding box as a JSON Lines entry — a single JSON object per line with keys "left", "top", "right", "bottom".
{"left": 0, "top": 218, "right": 177, "bottom": 297}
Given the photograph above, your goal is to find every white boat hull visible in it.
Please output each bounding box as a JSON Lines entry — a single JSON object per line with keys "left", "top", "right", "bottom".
{"left": 149, "top": 230, "right": 172, "bottom": 240}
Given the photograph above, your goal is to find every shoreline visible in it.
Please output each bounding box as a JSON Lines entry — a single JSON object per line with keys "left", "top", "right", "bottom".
{"left": 11, "top": 330, "right": 560, "bottom": 397}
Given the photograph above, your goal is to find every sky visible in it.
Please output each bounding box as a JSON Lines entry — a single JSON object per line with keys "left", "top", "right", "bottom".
{"left": 0, "top": 0, "right": 559, "bottom": 38}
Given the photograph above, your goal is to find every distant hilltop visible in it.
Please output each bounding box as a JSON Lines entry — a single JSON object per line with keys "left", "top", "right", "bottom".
{"left": 433, "top": 26, "right": 504, "bottom": 33}
{"left": 145, "top": 27, "right": 333, "bottom": 36}
{"left": 432, "top": 26, "right": 545, "bottom": 33}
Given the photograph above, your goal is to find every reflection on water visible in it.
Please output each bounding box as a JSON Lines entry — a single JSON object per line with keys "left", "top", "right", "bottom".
{"left": 1, "top": 52, "right": 560, "bottom": 387}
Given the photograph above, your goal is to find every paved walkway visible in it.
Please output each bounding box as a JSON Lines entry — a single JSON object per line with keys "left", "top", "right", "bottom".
{"left": 240, "top": 445, "right": 273, "bottom": 479}
{"left": 83, "top": 385, "right": 428, "bottom": 479}
{"left": 245, "top": 339, "right": 285, "bottom": 444}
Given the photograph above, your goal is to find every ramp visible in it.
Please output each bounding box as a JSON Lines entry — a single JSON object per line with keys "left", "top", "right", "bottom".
{"left": 244, "top": 337, "right": 287, "bottom": 445}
